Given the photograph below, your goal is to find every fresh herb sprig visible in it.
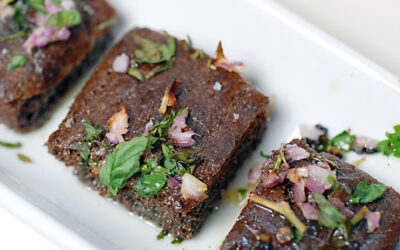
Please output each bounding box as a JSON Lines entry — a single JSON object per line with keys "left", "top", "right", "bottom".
{"left": 376, "top": 125, "right": 400, "bottom": 158}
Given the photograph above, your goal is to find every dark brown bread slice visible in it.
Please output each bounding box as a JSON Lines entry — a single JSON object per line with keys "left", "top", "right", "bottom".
{"left": 47, "top": 28, "right": 269, "bottom": 238}
{"left": 222, "top": 139, "right": 400, "bottom": 249}
{"left": 0, "top": 0, "right": 116, "bottom": 131}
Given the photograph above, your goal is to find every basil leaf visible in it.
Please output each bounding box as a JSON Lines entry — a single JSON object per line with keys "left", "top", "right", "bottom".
{"left": 7, "top": 55, "right": 27, "bottom": 72}
{"left": 331, "top": 131, "right": 355, "bottom": 152}
{"left": 99, "top": 136, "right": 157, "bottom": 195}
{"left": 134, "top": 174, "right": 167, "bottom": 197}
{"left": 28, "top": 0, "right": 47, "bottom": 14}
{"left": 46, "top": 9, "right": 82, "bottom": 27}
{"left": 377, "top": 125, "right": 400, "bottom": 158}
{"left": 134, "top": 35, "right": 176, "bottom": 64}
{"left": 83, "top": 119, "right": 102, "bottom": 141}
{"left": 74, "top": 141, "right": 89, "bottom": 161}
{"left": 0, "top": 141, "right": 22, "bottom": 148}
{"left": 350, "top": 181, "right": 387, "bottom": 204}
{"left": 313, "top": 192, "right": 345, "bottom": 228}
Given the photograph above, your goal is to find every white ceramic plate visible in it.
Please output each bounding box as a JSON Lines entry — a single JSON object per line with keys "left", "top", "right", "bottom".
{"left": 1, "top": 0, "right": 399, "bottom": 249}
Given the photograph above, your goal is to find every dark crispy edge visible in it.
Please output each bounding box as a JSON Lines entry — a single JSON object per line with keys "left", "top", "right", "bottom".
{"left": 0, "top": 33, "right": 112, "bottom": 132}
{"left": 73, "top": 110, "right": 268, "bottom": 239}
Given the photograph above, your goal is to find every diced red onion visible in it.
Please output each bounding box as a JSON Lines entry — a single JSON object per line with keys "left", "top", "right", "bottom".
{"left": 262, "top": 155, "right": 274, "bottom": 168}
{"left": 304, "top": 164, "right": 335, "bottom": 193}
{"left": 284, "top": 144, "right": 310, "bottom": 163}
{"left": 287, "top": 167, "right": 309, "bottom": 183}
{"left": 293, "top": 181, "right": 306, "bottom": 203}
{"left": 0, "top": 2, "right": 16, "bottom": 21}
{"left": 247, "top": 163, "right": 263, "bottom": 185}
{"left": 144, "top": 120, "right": 153, "bottom": 135}
{"left": 168, "top": 113, "right": 195, "bottom": 147}
{"left": 112, "top": 53, "right": 130, "bottom": 73}
{"left": 168, "top": 177, "right": 181, "bottom": 189}
{"left": 174, "top": 114, "right": 187, "bottom": 129}
{"left": 23, "top": 26, "right": 71, "bottom": 52}
{"left": 366, "top": 211, "right": 381, "bottom": 233}
{"left": 180, "top": 173, "right": 207, "bottom": 201}
{"left": 106, "top": 107, "right": 129, "bottom": 144}
{"left": 261, "top": 170, "right": 285, "bottom": 189}
{"left": 328, "top": 197, "right": 345, "bottom": 211}
{"left": 300, "top": 202, "right": 318, "bottom": 220}
{"left": 212, "top": 42, "right": 245, "bottom": 73}
{"left": 316, "top": 161, "right": 330, "bottom": 169}
{"left": 352, "top": 135, "right": 379, "bottom": 153}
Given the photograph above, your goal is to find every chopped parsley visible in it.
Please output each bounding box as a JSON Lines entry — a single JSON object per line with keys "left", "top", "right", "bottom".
{"left": 156, "top": 230, "right": 168, "bottom": 240}
{"left": 376, "top": 125, "right": 400, "bottom": 158}
{"left": 17, "top": 153, "right": 32, "bottom": 163}
{"left": 171, "top": 238, "right": 184, "bottom": 244}
{"left": 134, "top": 35, "right": 176, "bottom": 64}
{"left": 46, "top": 9, "right": 82, "bottom": 27}
{"left": 237, "top": 188, "right": 247, "bottom": 200}
{"left": 349, "top": 181, "right": 387, "bottom": 204}
{"left": 330, "top": 130, "right": 355, "bottom": 152}
{"left": 0, "top": 141, "right": 22, "bottom": 148}
{"left": 134, "top": 174, "right": 167, "bottom": 197}
{"left": 12, "top": 6, "right": 30, "bottom": 31}
{"left": 51, "top": 0, "right": 62, "bottom": 6}
{"left": 313, "top": 192, "right": 345, "bottom": 228}
{"left": 28, "top": 0, "right": 47, "bottom": 14}
{"left": 260, "top": 150, "right": 270, "bottom": 158}
{"left": 127, "top": 61, "right": 144, "bottom": 81}
{"left": 74, "top": 141, "right": 89, "bottom": 162}
{"left": 7, "top": 55, "right": 27, "bottom": 72}
{"left": 83, "top": 119, "right": 102, "bottom": 141}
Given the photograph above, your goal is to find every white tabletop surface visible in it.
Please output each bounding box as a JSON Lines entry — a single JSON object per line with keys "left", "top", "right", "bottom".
{"left": 1, "top": 1, "right": 399, "bottom": 249}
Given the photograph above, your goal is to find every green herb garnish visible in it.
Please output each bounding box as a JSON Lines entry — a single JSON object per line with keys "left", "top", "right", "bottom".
{"left": 134, "top": 174, "right": 167, "bottom": 196}
{"left": 134, "top": 35, "right": 176, "bottom": 64}
{"left": 350, "top": 206, "right": 368, "bottom": 226}
{"left": 127, "top": 65, "right": 144, "bottom": 81}
{"left": 1, "top": 31, "right": 27, "bottom": 42}
{"left": 273, "top": 155, "right": 282, "bottom": 170}
{"left": 28, "top": 0, "right": 47, "bottom": 14}
{"left": 349, "top": 181, "right": 387, "bottom": 204}
{"left": 237, "top": 188, "right": 247, "bottom": 200}
{"left": 46, "top": 9, "right": 82, "bottom": 27}
{"left": 313, "top": 192, "right": 345, "bottom": 228}
{"left": 331, "top": 130, "right": 355, "bottom": 152}
{"left": 376, "top": 125, "right": 400, "bottom": 157}
{"left": 12, "top": 6, "right": 30, "bottom": 31}
{"left": 83, "top": 119, "right": 102, "bottom": 141}
{"left": 171, "top": 238, "right": 184, "bottom": 244}
{"left": 74, "top": 141, "right": 89, "bottom": 162}
{"left": 97, "top": 18, "right": 116, "bottom": 30}
{"left": 145, "top": 62, "right": 172, "bottom": 79}
{"left": 99, "top": 136, "right": 157, "bottom": 195}
{"left": 7, "top": 54, "right": 27, "bottom": 72}
{"left": 51, "top": 0, "right": 61, "bottom": 5}
{"left": 0, "top": 141, "right": 22, "bottom": 148}
{"left": 17, "top": 153, "right": 32, "bottom": 163}
{"left": 157, "top": 229, "right": 168, "bottom": 240}
{"left": 327, "top": 175, "right": 351, "bottom": 196}
{"left": 260, "top": 151, "right": 270, "bottom": 158}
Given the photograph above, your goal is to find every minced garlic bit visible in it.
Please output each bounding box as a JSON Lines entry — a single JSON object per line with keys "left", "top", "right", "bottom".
{"left": 213, "top": 81, "right": 222, "bottom": 91}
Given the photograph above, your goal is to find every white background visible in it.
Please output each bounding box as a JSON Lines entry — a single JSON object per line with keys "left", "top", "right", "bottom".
{"left": 1, "top": 0, "right": 399, "bottom": 249}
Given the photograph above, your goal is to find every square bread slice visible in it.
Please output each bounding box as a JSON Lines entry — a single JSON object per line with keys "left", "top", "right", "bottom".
{"left": 222, "top": 139, "right": 400, "bottom": 249}
{"left": 47, "top": 28, "right": 269, "bottom": 239}
{"left": 0, "top": 0, "right": 116, "bottom": 131}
